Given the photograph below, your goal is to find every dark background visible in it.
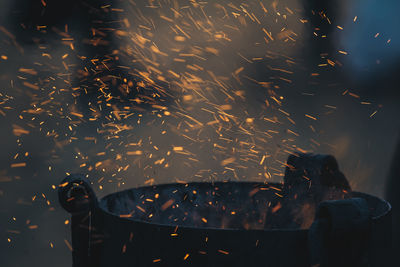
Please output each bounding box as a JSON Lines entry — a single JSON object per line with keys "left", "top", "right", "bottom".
{"left": 0, "top": 1, "right": 399, "bottom": 266}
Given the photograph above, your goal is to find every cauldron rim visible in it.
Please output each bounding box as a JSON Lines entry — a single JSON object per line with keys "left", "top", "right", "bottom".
{"left": 97, "top": 181, "right": 391, "bottom": 232}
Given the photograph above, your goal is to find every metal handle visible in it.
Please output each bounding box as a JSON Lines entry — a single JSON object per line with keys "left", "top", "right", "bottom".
{"left": 59, "top": 174, "right": 99, "bottom": 267}
{"left": 58, "top": 174, "right": 98, "bottom": 214}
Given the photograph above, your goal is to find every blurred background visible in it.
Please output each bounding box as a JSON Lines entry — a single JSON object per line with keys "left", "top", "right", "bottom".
{"left": 0, "top": 0, "right": 399, "bottom": 266}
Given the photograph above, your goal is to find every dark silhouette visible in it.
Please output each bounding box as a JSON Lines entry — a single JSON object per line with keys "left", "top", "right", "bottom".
{"left": 59, "top": 154, "right": 391, "bottom": 267}
{"left": 386, "top": 137, "right": 400, "bottom": 253}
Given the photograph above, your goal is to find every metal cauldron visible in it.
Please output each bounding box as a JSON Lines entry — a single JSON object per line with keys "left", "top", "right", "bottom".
{"left": 59, "top": 153, "right": 391, "bottom": 267}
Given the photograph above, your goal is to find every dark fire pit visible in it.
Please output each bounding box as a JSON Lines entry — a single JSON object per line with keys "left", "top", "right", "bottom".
{"left": 59, "top": 153, "right": 391, "bottom": 267}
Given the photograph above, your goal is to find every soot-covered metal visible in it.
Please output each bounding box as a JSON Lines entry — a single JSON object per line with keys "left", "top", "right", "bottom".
{"left": 59, "top": 153, "right": 391, "bottom": 267}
